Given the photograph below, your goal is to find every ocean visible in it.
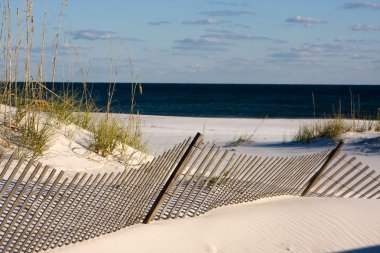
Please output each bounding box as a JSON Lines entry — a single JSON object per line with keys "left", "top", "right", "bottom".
{"left": 51, "top": 83, "right": 380, "bottom": 119}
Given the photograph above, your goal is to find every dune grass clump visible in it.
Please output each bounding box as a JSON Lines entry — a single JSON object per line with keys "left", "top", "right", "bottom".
{"left": 46, "top": 90, "right": 97, "bottom": 130}
{"left": 294, "top": 118, "right": 376, "bottom": 144}
{"left": 375, "top": 120, "right": 380, "bottom": 132}
{"left": 351, "top": 119, "right": 374, "bottom": 133}
{"left": 48, "top": 93, "right": 78, "bottom": 126}
{"left": 226, "top": 116, "right": 267, "bottom": 147}
{"left": 376, "top": 111, "right": 380, "bottom": 132}
{"left": 91, "top": 118, "right": 120, "bottom": 156}
{"left": 227, "top": 134, "right": 253, "bottom": 147}
{"left": 91, "top": 116, "right": 145, "bottom": 157}
{"left": 293, "top": 124, "right": 316, "bottom": 144}
{"left": 319, "top": 118, "right": 350, "bottom": 139}
{"left": 293, "top": 118, "right": 350, "bottom": 144}
{"left": 118, "top": 115, "right": 145, "bottom": 152}
{"left": 19, "top": 114, "right": 54, "bottom": 158}
{"left": 294, "top": 90, "right": 379, "bottom": 144}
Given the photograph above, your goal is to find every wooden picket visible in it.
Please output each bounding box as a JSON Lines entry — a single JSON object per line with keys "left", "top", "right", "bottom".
{"left": 0, "top": 132, "right": 378, "bottom": 252}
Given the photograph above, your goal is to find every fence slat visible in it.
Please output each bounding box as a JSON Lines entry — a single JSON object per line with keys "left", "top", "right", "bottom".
{"left": 0, "top": 165, "right": 50, "bottom": 249}
{"left": 80, "top": 172, "right": 121, "bottom": 241}
{"left": 301, "top": 141, "right": 344, "bottom": 196}
{"left": 143, "top": 132, "right": 202, "bottom": 223}
{"left": 187, "top": 150, "right": 229, "bottom": 217}
{"left": 11, "top": 170, "right": 64, "bottom": 252}
{"left": 0, "top": 161, "right": 40, "bottom": 233}
{"left": 350, "top": 175, "right": 380, "bottom": 198}
{"left": 39, "top": 173, "right": 83, "bottom": 250}
{"left": 196, "top": 153, "right": 237, "bottom": 215}
{"left": 320, "top": 162, "right": 363, "bottom": 197}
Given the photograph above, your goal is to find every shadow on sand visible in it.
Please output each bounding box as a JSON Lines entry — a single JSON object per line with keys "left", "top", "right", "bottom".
{"left": 335, "top": 245, "right": 380, "bottom": 253}
{"left": 343, "top": 136, "right": 380, "bottom": 154}
{"left": 228, "top": 136, "right": 380, "bottom": 156}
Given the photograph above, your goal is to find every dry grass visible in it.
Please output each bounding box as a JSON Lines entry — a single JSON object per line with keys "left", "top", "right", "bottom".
{"left": 293, "top": 118, "right": 350, "bottom": 143}
{"left": 91, "top": 117, "right": 120, "bottom": 156}
{"left": 293, "top": 117, "right": 377, "bottom": 144}
{"left": 226, "top": 134, "right": 253, "bottom": 147}
{"left": 0, "top": 0, "right": 145, "bottom": 161}
{"left": 294, "top": 90, "right": 379, "bottom": 144}
{"left": 375, "top": 120, "right": 380, "bottom": 132}
{"left": 19, "top": 115, "right": 54, "bottom": 158}
{"left": 91, "top": 116, "right": 145, "bottom": 157}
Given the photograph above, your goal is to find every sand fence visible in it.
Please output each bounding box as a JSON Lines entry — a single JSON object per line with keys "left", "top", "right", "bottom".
{"left": 0, "top": 133, "right": 379, "bottom": 252}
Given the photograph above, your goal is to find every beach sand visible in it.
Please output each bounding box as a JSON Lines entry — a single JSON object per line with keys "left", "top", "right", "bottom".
{"left": 132, "top": 115, "right": 380, "bottom": 172}
{"left": 52, "top": 196, "right": 380, "bottom": 253}
{"left": 45, "top": 114, "right": 380, "bottom": 253}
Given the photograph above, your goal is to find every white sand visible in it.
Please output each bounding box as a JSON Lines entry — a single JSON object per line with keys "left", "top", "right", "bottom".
{"left": 1, "top": 110, "right": 379, "bottom": 252}
{"left": 51, "top": 196, "right": 380, "bottom": 253}
{"left": 0, "top": 107, "right": 152, "bottom": 176}
{"left": 36, "top": 123, "right": 152, "bottom": 176}
{"left": 128, "top": 115, "right": 379, "bottom": 172}
{"left": 48, "top": 115, "right": 380, "bottom": 253}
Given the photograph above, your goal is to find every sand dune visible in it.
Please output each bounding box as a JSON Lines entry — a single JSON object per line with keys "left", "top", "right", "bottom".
{"left": 1, "top": 112, "right": 379, "bottom": 252}
{"left": 52, "top": 196, "right": 380, "bottom": 253}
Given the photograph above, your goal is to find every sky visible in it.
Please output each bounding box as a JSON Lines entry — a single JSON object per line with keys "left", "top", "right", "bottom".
{"left": 5, "top": 0, "right": 380, "bottom": 84}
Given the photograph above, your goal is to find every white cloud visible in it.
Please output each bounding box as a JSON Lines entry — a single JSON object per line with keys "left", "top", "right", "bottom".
{"left": 201, "top": 10, "right": 255, "bottom": 16}
{"left": 149, "top": 21, "right": 171, "bottom": 26}
{"left": 350, "top": 24, "right": 380, "bottom": 31}
{"left": 182, "top": 19, "right": 229, "bottom": 25}
{"left": 68, "top": 29, "right": 120, "bottom": 40}
{"left": 173, "top": 37, "right": 230, "bottom": 51}
{"left": 343, "top": 1, "right": 380, "bottom": 9}
{"left": 286, "top": 16, "right": 326, "bottom": 27}
{"left": 68, "top": 29, "right": 144, "bottom": 42}
{"left": 203, "top": 29, "right": 286, "bottom": 43}
{"left": 207, "top": 1, "right": 250, "bottom": 7}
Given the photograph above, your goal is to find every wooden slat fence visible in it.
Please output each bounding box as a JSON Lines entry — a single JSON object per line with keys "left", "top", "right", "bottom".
{"left": 0, "top": 132, "right": 378, "bottom": 252}
{"left": 0, "top": 137, "right": 193, "bottom": 253}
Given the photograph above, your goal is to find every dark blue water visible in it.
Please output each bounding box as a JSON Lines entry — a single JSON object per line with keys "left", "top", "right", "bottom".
{"left": 50, "top": 83, "right": 380, "bottom": 119}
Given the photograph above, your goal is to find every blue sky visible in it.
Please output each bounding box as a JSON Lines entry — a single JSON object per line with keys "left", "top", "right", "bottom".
{"left": 8, "top": 0, "right": 380, "bottom": 84}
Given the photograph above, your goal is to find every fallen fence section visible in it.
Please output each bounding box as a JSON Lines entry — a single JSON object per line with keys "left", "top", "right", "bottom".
{"left": 0, "top": 133, "right": 378, "bottom": 252}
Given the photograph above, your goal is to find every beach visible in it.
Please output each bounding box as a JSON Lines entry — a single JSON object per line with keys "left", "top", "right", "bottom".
{"left": 1, "top": 1, "right": 379, "bottom": 252}
{"left": 45, "top": 114, "right": 380, "bottom": 253}
{"left": 134, "top": 115, "right": 380, "bottom": 171}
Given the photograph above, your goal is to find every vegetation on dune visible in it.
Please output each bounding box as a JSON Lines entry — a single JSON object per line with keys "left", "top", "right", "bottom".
{"left": 375, "top": 121, "right": 380, "bottom": 132}
{"left": 376, "top": 110, "right": 380, "bottom": 132}
{"left": 91, "top": 115, "right": 144, "bottom": 157}
{"left": 227, "top": 134, "right": 253, "bottom": 147}
{"left": 0, "top": 0, "right": 145, "bottom": 163}
{"left": 293, "top": 118, "right": 349, "bottom": 144}
{"left": 226, "top": 116, "right": 267, "bottom": 147}
{"left": 293, "top": 92, "right": 379, "bottom": 144}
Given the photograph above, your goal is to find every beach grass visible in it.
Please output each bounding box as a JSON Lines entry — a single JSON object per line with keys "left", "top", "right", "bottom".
{"left": 0, "top": 0, "right": 145, "bottom": 161}
{"left": 293, "top": 116, "right": 376, "bottom": 144}
{"left": 226, "top": 134, "right": 253, "bottom": 147}
{"left": 293, "top": 90, "right": 378, "bottom": 144}
{"left": 293, "top": 118, "right": 349, "bottom": 143}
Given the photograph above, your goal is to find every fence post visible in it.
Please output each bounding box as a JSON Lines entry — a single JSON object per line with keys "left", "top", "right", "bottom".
{"left": 301, "top": 140, "right": 344, "bottom": 196}
{"left": 143, "top": 132, "right": 202, "bottom": 224}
